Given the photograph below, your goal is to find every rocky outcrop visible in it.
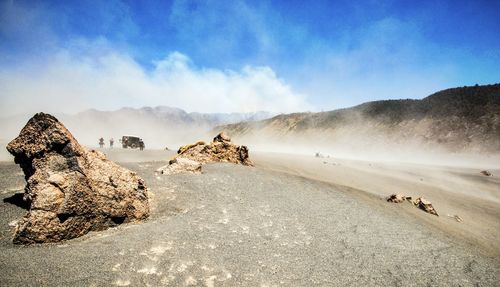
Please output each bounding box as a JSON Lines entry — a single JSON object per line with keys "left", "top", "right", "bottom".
{"left": 6, "top": 113, "right": 150, "bottom": 244}
{"left": 177, "top": 141, "right": 206, "bottom": 155}
{"left": 161, "top": 132, "right": 253, "bottom": 175}
{"left": 413, "top": 197, "right": 438, "bottom": 216}
{"left": 176, "top": 132, "right": 252, "bottom": 166}
{"left": 386, "top": 194, "right": 412, "bottom": 203}
{"left": 387, "top": 194, "right": 438, "bottom": 216}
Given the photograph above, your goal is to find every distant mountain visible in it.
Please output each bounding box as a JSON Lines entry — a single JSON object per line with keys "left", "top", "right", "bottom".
{"left": 3, "top": 85, "right": 499, "bottom": 153}
{"left": 0, "top": 107, "right": 273, "bottom": 149}
{"left": 218, "top": 84, "right": 500, "bottom": 153}
{"left": 73, "top": 106, "right": 273, "bottom": 127}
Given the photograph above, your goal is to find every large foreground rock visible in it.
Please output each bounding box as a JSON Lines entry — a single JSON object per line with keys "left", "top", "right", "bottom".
{"left": 6, "top": 113, "right": 150, "bottom": 244}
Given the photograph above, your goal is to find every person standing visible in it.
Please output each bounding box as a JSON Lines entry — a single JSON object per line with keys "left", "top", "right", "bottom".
{"left": 99, "top": 137, "right": 104, "bottom": 148}
{"left": 139, "top": 139, "right": 145, "bottom": 151}
{"left": 109, "top": 138, "right": 114, "bottom": 148}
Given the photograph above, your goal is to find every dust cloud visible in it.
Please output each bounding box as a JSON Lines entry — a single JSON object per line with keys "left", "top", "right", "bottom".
{"left": 0, "top": 111, "right": 213, "bottom": 161}
{"left": 223, "top": 118, "right": 500, "bottom": 169}
{"left": 2, "top": 109, "right": 499, "bottom": 169}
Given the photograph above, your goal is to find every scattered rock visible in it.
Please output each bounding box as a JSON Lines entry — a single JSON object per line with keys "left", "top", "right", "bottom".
{"left": 386, "top": 194, "right": 412, "bottom": 203}
{"left": 316, "top": 152, "right": 333, "bottom": 159}
{"left": 6, "top": 113, "right": 150, "bottom": 244}
{"left": 413, "top": 197, "right": 438, "bottom": 216}
{"left": 480, "top": 170, "right": 492, "bottom": 177}
{"left": 447, "top": 214, "right": 463, "bottom": 222}
{"left": 157, "top": 157, "right": 202, "bottom": 175}
{"left": 387, "top": 194, "right": 439, "bottom": 217}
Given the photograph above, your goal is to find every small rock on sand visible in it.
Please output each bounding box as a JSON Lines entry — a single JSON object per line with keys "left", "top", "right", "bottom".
{"left": 413, "top": 197, "right": 438, "bottom": 216}
{"left": 387, "top": 194, "right": 439, "bottom": 217}
{"left": 157, "top": 157, "right": 202, "bottom": 175}
{"left": 480, "top": 170, "right": 492, "bottom": 177}
{"left": 447, "top": 214, "right": 463, "bottom": 222}
{"left": 386, "top": 194, "right": 412, "bottom": 203}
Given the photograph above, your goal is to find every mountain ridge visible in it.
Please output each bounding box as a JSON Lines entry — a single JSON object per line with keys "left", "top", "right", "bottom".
{"left": 74, "top": 106, "right": 273, "bottom": 126}
{"left": 217, "top": 84, "right": 500, "bottom": 153}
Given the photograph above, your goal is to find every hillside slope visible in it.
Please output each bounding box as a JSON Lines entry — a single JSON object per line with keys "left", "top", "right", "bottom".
{"left": 218, "top": 84, "right": 500, "bottom": 153}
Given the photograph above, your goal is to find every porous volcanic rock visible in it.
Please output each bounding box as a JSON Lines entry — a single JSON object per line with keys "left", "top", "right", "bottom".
{"left": 386, "top": 194, "right": 412, "bottom": 203}
{"left": 175, "top": 132, "right": 253, "bottom": 166}
{"left": 413, "top": 197, "right": 438, "bottom": 216}
{"left": 162, "top": 132, "right": 253, "bottom": 175}
{"left": 213, "top": 131, "right": 231, "bottom": 143}
{"left": 6, "top": 113, "right": 149, "bottom": 244}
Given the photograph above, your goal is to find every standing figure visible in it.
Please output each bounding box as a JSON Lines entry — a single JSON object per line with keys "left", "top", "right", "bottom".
{"left": 99, "top": 137, "right": 104, "bottom": 148}
{"left": 109, "top": 138, "right": 114, "bottom": 148}
{"left": 139, "top": 139, "right": 145, "bottom": 151}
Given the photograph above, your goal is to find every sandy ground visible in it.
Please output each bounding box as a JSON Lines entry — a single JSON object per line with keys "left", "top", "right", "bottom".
{"left": 0, "top": 148, "right": 499, "bottom": 286}
{"left": 253, "top": 152, "right": 500, "bottom": 258}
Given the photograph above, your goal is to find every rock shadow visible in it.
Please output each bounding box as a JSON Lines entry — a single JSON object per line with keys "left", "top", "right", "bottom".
{"left": 3, "top": 193, "right": 30, "bottom": 210}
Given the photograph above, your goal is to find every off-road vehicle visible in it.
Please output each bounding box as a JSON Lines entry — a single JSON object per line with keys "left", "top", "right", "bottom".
{"left": 120, "top": 135, "right": 145, "bottom": 150}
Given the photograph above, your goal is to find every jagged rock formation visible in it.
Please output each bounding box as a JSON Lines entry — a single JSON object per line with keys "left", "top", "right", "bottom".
{"left": 175, "top": 132, "right": 252, "bottom": 166}
{"left": 213, "top": 131, "right": 231, "bottom": 143}
{"left": 6, "top": 113, "right": 150, "bottom": 244}
{"left": 177, "top": 141, "right": 206, "bottom": 155}
{"left": 413, "top": 197, "right": 439, "bottom": 216}
{"left": 386, "top": 194, "right": 412, "bottom": 203}
{"left": 387, "top": 194, "right": 438, "bottom": 216}
{"left": 160, "top": 132, "right": 253, "bottom": 175}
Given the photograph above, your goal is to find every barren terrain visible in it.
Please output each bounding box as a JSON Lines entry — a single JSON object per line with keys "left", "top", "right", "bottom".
{"left": 0, "top": 148, "right": 499, "bottom": 286}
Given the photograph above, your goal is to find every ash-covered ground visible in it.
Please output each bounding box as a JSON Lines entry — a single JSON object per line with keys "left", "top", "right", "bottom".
{"left": 0, "top": 149, "right": 499, "bottom": 286}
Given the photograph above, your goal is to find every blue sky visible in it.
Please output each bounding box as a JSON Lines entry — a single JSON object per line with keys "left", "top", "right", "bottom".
{"left": 0, "top": 0, "right": 499, "bottom": 115}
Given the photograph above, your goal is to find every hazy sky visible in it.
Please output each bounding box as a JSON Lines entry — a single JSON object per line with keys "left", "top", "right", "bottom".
{"left": 1, "top": 0, "right": 499, "bottom": 115}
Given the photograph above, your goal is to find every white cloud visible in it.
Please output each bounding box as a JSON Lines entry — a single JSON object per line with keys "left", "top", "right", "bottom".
{"left": 0, "top": 48, "right": 311, "bottom": 116}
